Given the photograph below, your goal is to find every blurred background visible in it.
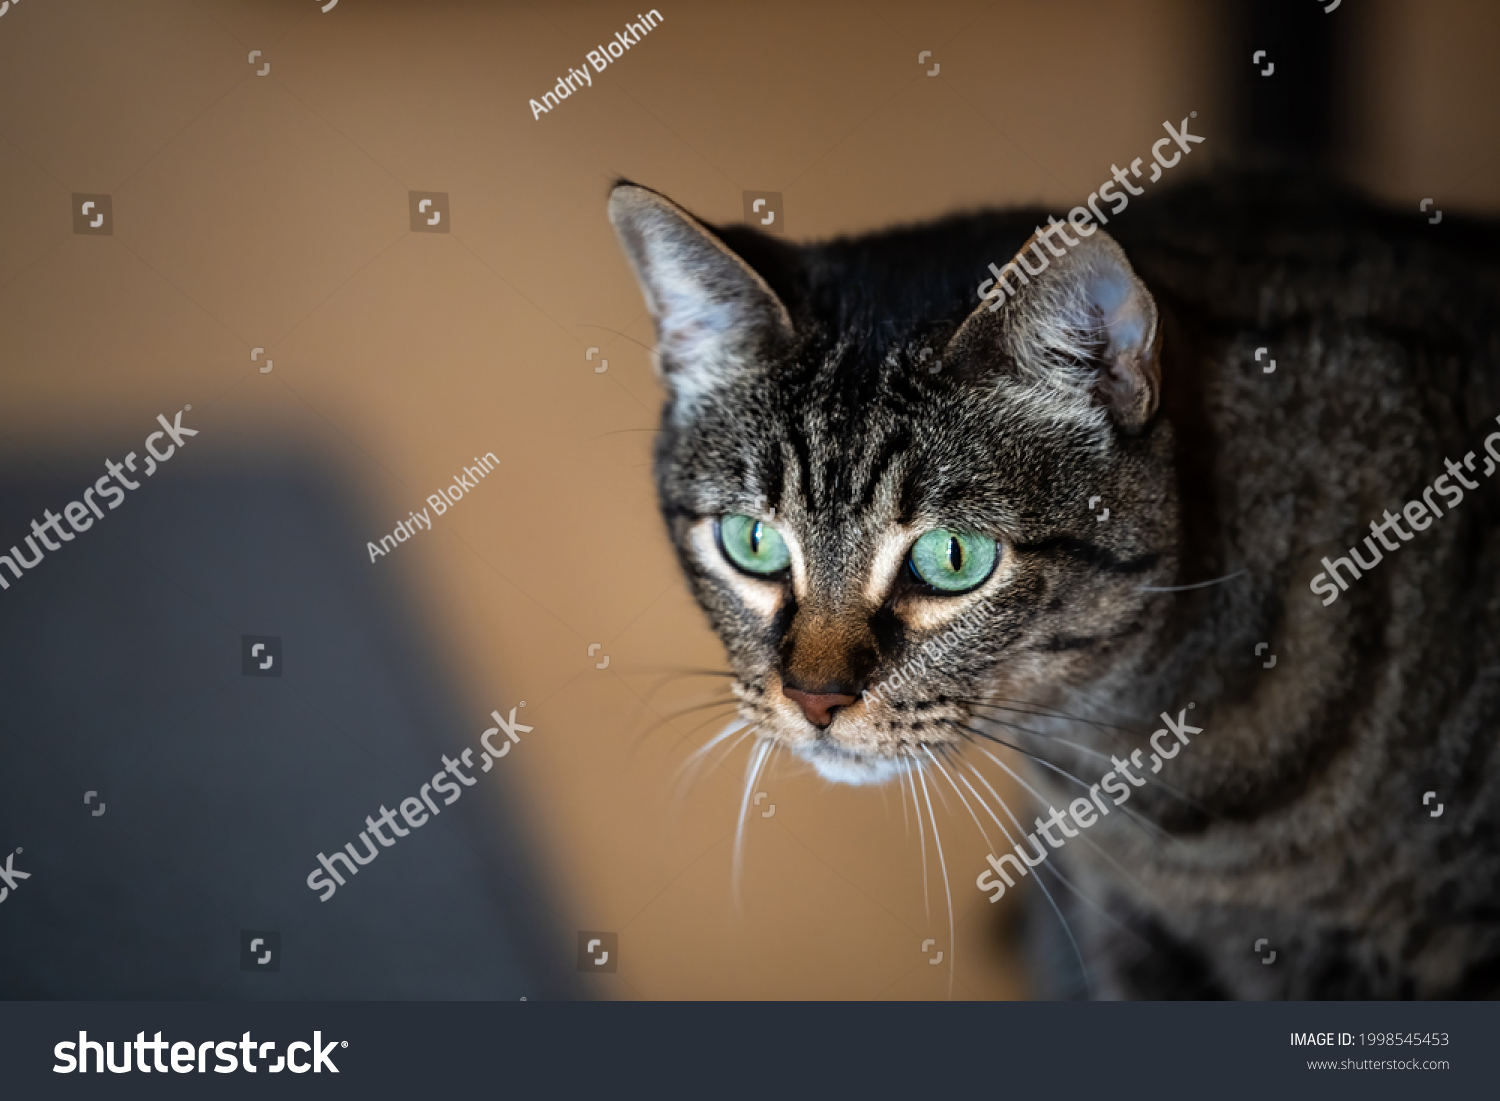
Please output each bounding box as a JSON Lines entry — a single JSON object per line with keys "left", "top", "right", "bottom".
{"left": 0, "top": 0, "right": 1495, "bottom": 1000}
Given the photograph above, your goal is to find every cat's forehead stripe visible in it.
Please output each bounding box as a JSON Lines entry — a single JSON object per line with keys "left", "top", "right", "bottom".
{"left": 854, "top": 424, "right": 913, "bottom": 512}
{"left": 785, "top": 418, "right": 814, "bottom": 511}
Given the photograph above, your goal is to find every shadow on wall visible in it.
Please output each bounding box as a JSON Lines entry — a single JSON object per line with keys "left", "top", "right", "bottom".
{"left": 0, "top": 449, "right": 578, "bottom": 1000}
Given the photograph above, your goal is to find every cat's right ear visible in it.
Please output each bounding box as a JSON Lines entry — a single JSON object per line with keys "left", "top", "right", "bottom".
{"left": 945, "top": 229, "right": 1162, "bottom": 433}
{"left": 608, "top": 183, "right": 793, "bottom": 407}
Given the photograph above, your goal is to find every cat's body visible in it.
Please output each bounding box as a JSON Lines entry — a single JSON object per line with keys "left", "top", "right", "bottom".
{"left": 1026, "top": 175, "right": 1500, "bottom": 999}
{"left": 609, "top": 172, "right": 1500, "bottom": 999}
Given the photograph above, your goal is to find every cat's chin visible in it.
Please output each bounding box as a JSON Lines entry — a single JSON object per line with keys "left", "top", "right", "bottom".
{"left": 797, "top": 743, "right": 906, "bottom": 787}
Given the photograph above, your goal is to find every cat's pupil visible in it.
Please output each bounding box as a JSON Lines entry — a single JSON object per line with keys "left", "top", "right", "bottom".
{"left": 947, "top": 537, "right": 962, "bottom": 572}
{"left": 750, "top": 522, "right": 762, "bottom": 554}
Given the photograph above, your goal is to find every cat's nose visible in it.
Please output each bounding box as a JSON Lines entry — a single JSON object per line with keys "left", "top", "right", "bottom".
{"left": 782, "top": 685, "right": 859, "bottom": 728}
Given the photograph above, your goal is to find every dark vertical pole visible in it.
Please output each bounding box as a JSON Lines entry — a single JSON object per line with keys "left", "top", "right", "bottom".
{"left": 1229, "top": 0, "right": 1348, "bottom": 167}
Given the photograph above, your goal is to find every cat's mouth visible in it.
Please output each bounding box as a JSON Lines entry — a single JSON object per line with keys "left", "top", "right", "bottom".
{"left": 794, "top": 738, "right": 908, "bottom": 786}
{"left": 736, "top": 673, "right": 957, "bottom": 786}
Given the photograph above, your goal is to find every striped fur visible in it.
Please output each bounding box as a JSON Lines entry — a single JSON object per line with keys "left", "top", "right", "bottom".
{"left": 608, "top": 174, "right": 1500, "bottom": 999}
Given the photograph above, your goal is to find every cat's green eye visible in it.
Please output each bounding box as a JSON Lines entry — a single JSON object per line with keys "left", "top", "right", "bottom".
{"left": 719, "top": 514, "right": 792, "bottom": 577}
{"left": 909, "top": 529, "right": 998, "bottom": 593}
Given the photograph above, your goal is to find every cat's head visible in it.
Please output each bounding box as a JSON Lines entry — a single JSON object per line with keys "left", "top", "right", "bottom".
{"left": 609, "top": 183, "right": 1180, "bottom": 785}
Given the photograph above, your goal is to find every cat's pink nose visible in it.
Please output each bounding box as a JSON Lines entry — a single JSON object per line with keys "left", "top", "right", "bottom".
{"left": 782, "top": 686, "right": 858, "bottom": 728}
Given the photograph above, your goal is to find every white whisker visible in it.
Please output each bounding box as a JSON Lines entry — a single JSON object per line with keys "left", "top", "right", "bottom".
{"left": 678, "top": 717, "right": 750, "bottom": 777}
{"left": 924, "top": 745, "right": 993, "bottom": 850}
{"left": 733, "top": 739, "right": 773, "bottom": 908}
{"left": 914, "top": 763, "right": 954, "bottom": 1001}
{"left": 971, "top": 728, "right": 1110, "bottom": 803}
{"left": 962, "top": 758, "right": 1092, "bottom": 997}
{"left": 671, "top": 722, "right": 754, "bottom": 809}
{"left": 992, "top": 722, "right": 1204, "bottom": 820}
{"left": 899, "top": 758, "right": 911, "bottom": 839}
{"left": 1138, "top": 568, "right": 1246, "bottom": 592}
{"left": 973, "top": 741, "right": 1171, "bottom": 846}
{"left": 904, "top": 760, "right": 929, "bottom": 923}
{"left": 1059, "top": 683, "right": 1158, "bottom": 723}
{"left": 954, "top": 766, "right": 1020, "bottom": 848}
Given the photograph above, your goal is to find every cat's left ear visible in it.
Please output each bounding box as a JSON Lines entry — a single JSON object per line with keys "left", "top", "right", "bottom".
{"left": 608, "top": 182, "right": 793, "bottom": 407}
{"left": 945, "top": 229, "right": 1161, "bottom": 432}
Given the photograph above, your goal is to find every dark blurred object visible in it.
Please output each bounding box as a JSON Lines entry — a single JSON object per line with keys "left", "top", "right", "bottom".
{"left": 1230, "top": 0, "right": 1356, "bottom": 167}
{"left": 0, "top": 450, "right": 577, "bottom": 999}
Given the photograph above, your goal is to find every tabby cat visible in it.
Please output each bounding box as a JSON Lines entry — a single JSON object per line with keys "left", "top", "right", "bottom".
{"left": 607, "top": 172, "right": 1500, "bottom": 999}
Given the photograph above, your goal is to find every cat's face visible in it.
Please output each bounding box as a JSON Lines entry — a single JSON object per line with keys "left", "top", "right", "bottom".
{"left": 610, "top": 184, "right": 1180, "bottom": 785}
